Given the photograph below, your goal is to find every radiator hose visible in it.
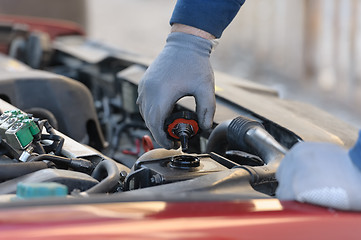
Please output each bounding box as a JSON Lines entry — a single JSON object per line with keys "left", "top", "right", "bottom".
{"left": 85, "top": 159, "right": 120, "bottom": 194}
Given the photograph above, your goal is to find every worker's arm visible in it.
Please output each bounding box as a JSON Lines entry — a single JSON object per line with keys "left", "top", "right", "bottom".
{"left": 137, "top": 0, "right": 245, "bottom": 148}
{"left": 171, "top": 24, "right": 215, "bottom": 40}
{"left": 170, "top": 0, "right": 245, "bottom": 38}
{"left": 276, "top": 131, "right": 361, "bottom": 211}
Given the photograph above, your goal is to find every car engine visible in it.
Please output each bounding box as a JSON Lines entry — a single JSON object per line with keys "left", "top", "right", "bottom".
{"left": 0, "top": 23, "right": 357, "bottom": 205}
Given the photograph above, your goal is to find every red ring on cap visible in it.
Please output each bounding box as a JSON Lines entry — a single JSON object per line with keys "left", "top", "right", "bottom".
{"left": 167, "top": 118, "right": 199, "bottom": 139}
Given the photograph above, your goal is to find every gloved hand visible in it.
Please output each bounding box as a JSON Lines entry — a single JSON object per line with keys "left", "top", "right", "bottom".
{"left": 137, "top": 32, "right": 216, "bottom": 148}
{"left": 276, "top": 136, "right": 361, "bottom": 211}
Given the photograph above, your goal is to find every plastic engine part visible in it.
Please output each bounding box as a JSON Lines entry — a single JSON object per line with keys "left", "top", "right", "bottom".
{"left": 16, "top": 182, "right": 68, "bottom": 199}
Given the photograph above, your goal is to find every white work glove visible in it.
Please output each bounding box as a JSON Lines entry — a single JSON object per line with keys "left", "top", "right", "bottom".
{"left": 137, "top": 32, "right": 216, "bottom": 148}
{"left": 276, "top": 135, "right": 361, "bottom": 211}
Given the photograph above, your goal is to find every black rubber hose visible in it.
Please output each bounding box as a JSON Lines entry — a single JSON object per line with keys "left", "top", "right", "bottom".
{"left": 43, "top": 120, "right": 56, "bottom": 135}
{"left": 0, "top": 162, "right": 49, "bottom": 181}
{"left": 85, "top": 159, "right": 120, "bottom": 194}
{"left": 206, "top": 120, "right": 232, "bottom": 155}
{"left": 33, "top": 141, "right": 46, "bottom": 155}
{"left": 29, "top": 154, "right": 93, "bottom": 174}
{"left": 205, "top": 116, "right": 288, "bottom": 195}
{"left": 41, "top": 134, "right": 64, "bottom": 155}
{"left": 207, "top": 116, "right": 287, "bottom": 195}
{"left": 227, "top": 116, "right": 264, "bottom": 150}
{"left": 206, "top": 116, "right": 287, "bottom": 165}
{"left": 227, "top": 116, "right": 287, "bottom": 166}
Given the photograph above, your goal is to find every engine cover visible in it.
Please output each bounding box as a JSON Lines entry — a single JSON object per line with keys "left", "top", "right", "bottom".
{"left": 0, "top": 54, "right": 105, "bottom": 150}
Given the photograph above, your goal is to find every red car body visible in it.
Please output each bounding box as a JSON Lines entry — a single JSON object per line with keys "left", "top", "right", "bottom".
{"left": 1, "top": 200, "right": 361, "bottom": 239}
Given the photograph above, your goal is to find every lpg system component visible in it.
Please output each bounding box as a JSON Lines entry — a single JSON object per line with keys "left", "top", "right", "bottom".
{"left": 0, "top": 103, "right": 124, "bottom": 197}
{"left": 0, "top": 110, "right": 40, "bottom": 150}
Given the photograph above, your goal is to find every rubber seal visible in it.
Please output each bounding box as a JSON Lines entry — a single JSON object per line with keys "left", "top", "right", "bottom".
{"left": 167, "top": 118, "right": 199, "bottom": 139}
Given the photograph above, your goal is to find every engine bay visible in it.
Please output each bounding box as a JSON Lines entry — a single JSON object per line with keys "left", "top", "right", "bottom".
{"left": 0, "top": 96, "right": 285, "bottom": 203}
{"left": 0, "top": 28, "right": 358, "bottom": 206}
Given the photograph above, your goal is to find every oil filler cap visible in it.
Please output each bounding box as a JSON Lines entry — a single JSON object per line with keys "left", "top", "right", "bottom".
{"left": 164, "top": 111, "right": 199, "bottom": 152}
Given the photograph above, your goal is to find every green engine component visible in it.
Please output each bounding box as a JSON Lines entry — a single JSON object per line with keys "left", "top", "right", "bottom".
{"left": 5, "top": 121, "right": 33, "bottom": 149}
{"left": 5, "top": 110, "right": 22, "bottom": 118}
{"left": 0, "top": 110, "right": 40, "bottom": 149}
{"left": 0, "top": 110, "right": 26, "bottom": 138}
{"left": 24, "top": 119, "right": 41, "bottom": 136}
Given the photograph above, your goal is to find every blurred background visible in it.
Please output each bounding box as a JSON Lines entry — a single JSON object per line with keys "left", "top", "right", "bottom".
{"left": 1, "top": 0, "right": 360, "bottom": 127}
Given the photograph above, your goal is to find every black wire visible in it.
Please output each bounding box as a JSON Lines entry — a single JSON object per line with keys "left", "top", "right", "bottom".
{"left": 32, "top": 141, "right": 46, "bottom": 154}
{"left": 41, "top": 134, "right": 64, "bottom": 155}
{"left": 29, "top": 154, "right": 94, "bottom": 174}
{"left": 35, "top": 119, "right": 64, "bottom": 155}
{"left": 43, "top": 120, "right": 56, "bottom": 135}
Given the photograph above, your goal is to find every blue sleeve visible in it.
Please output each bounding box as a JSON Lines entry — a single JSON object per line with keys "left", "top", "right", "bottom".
{"left": 170, "top": 0, "right": 245, "bottom": 38}
{"left": 349, "top": 130, "right": 361, "bottom": 171}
